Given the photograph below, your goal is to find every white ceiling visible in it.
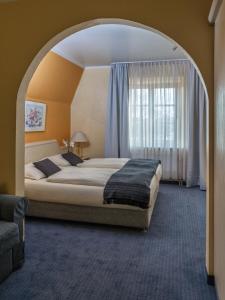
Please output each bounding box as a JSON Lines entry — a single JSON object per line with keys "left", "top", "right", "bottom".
{"left": 52, "top": 24, "right": 187, "bottom": 67}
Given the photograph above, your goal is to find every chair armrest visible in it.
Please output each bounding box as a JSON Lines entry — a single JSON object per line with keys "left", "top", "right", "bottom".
{"left": 0, "top": 195, "right": 28, "bottom": 223}
{"left": 0, "top": 195, "right": 28, "bottom": 269}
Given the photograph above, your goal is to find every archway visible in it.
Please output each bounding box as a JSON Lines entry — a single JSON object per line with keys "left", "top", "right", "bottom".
{"left": 16, "top": 18, "right": 213, "bottom": 276}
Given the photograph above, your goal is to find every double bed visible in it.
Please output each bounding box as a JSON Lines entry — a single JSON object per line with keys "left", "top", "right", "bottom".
{"left": 25, "top": 140, "right": 162, "bottom": 230}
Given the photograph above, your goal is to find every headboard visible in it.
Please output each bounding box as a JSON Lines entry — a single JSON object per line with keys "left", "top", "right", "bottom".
{"left": 25, "top": 139, "right": 62, "bottom": 164}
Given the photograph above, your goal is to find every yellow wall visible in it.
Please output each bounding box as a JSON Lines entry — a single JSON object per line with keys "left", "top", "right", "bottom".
{"left": 25, "top": 51, "right": 83, "bottom": 145}
{"left": 71, "top": 67, "right": 110, "bottom": 157}
{"left": 214, "top": 1, "right": 225, "bottom": 299}
{"left": 0, "top": 0, "right": 214, "bottom": 275}
{"left": 0, "top": 0, "right": 213, "bottom": 193}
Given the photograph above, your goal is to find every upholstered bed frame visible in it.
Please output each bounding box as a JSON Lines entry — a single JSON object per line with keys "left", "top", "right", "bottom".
{"left": 26, "top": 186, "right": 159, "bottom": 230}
{"left": 25, "top": 140, "right": 63, "bottom": 164}
{"left": 25, "top": 140, "right": 160, "bottom": 230}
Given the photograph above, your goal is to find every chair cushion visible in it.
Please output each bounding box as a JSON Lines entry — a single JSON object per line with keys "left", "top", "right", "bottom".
{"left": 0, "top": 221, "right": 19, "bottom": 255}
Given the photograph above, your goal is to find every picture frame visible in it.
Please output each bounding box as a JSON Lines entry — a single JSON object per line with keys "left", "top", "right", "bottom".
{"left": 25, "top": 100, "right": 47, "bottom": 132}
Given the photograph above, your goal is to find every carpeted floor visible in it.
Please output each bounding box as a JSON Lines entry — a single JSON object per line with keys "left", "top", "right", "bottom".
{"left": 0, "top": 184, "right": 217, "bottom": 300}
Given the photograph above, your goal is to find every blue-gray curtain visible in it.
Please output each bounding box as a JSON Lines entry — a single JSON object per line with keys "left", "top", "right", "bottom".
{"left": 105, "top": 63, "right": 130, "bottom": 158}
{"left": 186, "top": 65, "right": 206, "bottom": 190}
{"left": 105, "top": 61, "right": 206, "bottom": 190}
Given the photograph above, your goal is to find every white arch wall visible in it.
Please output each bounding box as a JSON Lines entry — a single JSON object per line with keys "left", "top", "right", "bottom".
{"left": 16, "top": 18, "right": 209, "bottom": 195}
{"left": 16, "top": 19, "right": 212, "bottom": 274}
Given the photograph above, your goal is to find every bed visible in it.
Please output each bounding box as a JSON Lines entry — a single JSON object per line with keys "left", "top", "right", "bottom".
{"left": 25, "top": 140, "right": 162, "bottom": 229}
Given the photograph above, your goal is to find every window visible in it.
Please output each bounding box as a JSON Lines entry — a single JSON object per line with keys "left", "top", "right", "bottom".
{"left": 129, "top": 87, "right": 178, "bottom": 149}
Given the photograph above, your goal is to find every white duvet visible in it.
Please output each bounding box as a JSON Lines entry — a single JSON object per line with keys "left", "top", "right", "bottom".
{"left": 77, "top": 158, "right": 129, "bottom": 169}
{"left": 47, "top": 167, "right": 117, "bottom": 187}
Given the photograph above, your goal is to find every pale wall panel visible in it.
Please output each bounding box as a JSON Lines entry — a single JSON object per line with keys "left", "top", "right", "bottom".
{"left": 71, "top": 67, "right": 110, "bottom": 157}
{"left": 214, "top": 1, "right": 225, "bottom": 298}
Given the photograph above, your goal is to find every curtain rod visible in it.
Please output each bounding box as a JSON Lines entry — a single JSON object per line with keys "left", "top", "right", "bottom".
{"left": 111, "top": 58, "right": 190, "bottom": 65}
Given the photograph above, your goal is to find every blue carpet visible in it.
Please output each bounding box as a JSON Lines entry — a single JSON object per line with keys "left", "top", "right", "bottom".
{"left": 0, "top": 184, "right": 217, "bottom": 300}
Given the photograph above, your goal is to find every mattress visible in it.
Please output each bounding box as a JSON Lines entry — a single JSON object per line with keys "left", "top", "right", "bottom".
{"left": 47, "top": 167, "right": 117, "bottom": 186}
{"left": 77, "top": 158, "right": 130, "bottom": 169}
{"left": 25, "top": 165, "right": 162, "bottom": 211}
{"left": 78, "top": 158, "right": 162, "bottom": 181}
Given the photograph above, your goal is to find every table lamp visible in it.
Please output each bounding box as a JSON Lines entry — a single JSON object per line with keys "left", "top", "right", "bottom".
{"left": 71, "top": 131, "right": 88, "bottom": 158}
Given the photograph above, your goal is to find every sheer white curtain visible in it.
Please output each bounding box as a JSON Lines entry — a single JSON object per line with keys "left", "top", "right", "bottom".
{"left": 128, "top": 60, "right": 206, "bottom": 185}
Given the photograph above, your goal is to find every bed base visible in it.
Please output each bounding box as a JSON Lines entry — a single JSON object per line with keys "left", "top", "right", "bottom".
{"left": 27, "top": 186, "right": 159, "bottom": 230}
{"left": 27, "top": 201, "right": 151, "bottom": 230}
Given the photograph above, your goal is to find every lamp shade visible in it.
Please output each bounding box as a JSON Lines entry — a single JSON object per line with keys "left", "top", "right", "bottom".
{"left": 71, "top": 131, "right": 88, "bottom": 143}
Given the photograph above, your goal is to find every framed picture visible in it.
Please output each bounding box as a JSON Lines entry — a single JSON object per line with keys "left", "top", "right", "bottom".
{"left": 25, "top": 100, "right": 47, "bottom": 132}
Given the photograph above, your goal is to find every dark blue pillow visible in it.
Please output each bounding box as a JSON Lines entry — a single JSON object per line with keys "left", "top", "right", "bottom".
{"left": 62, "top": 152, "right": 83, "bottom": 166}
{"left": 33, "top": 158, "right": 61, "bottom": 177}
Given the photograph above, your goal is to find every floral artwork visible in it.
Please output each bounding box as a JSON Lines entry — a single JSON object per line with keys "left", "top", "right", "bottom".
{"left": 25, "top": 100, "right": 46, "bottom": 132}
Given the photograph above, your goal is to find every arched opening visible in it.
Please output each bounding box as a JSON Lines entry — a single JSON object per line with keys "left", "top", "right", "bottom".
{"left": 16, "top": 18, "right": 213, "bottom": 275}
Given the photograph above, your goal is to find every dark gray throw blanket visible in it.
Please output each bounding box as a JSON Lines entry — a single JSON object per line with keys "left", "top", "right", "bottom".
{"left": 103, "top": 159, "right": 161, "bottom": 209}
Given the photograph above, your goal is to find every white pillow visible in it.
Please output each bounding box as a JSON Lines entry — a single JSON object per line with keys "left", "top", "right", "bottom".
{"left": 25, "top": 163, "right": 46, "bottom": 180}
{"left": 47, "top": 154, "right": 70, "bottom": 167}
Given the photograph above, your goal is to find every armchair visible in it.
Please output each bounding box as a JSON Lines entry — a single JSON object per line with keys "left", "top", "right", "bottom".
{"left": 0, "top": 195, "right": 27, "bottom": 283}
